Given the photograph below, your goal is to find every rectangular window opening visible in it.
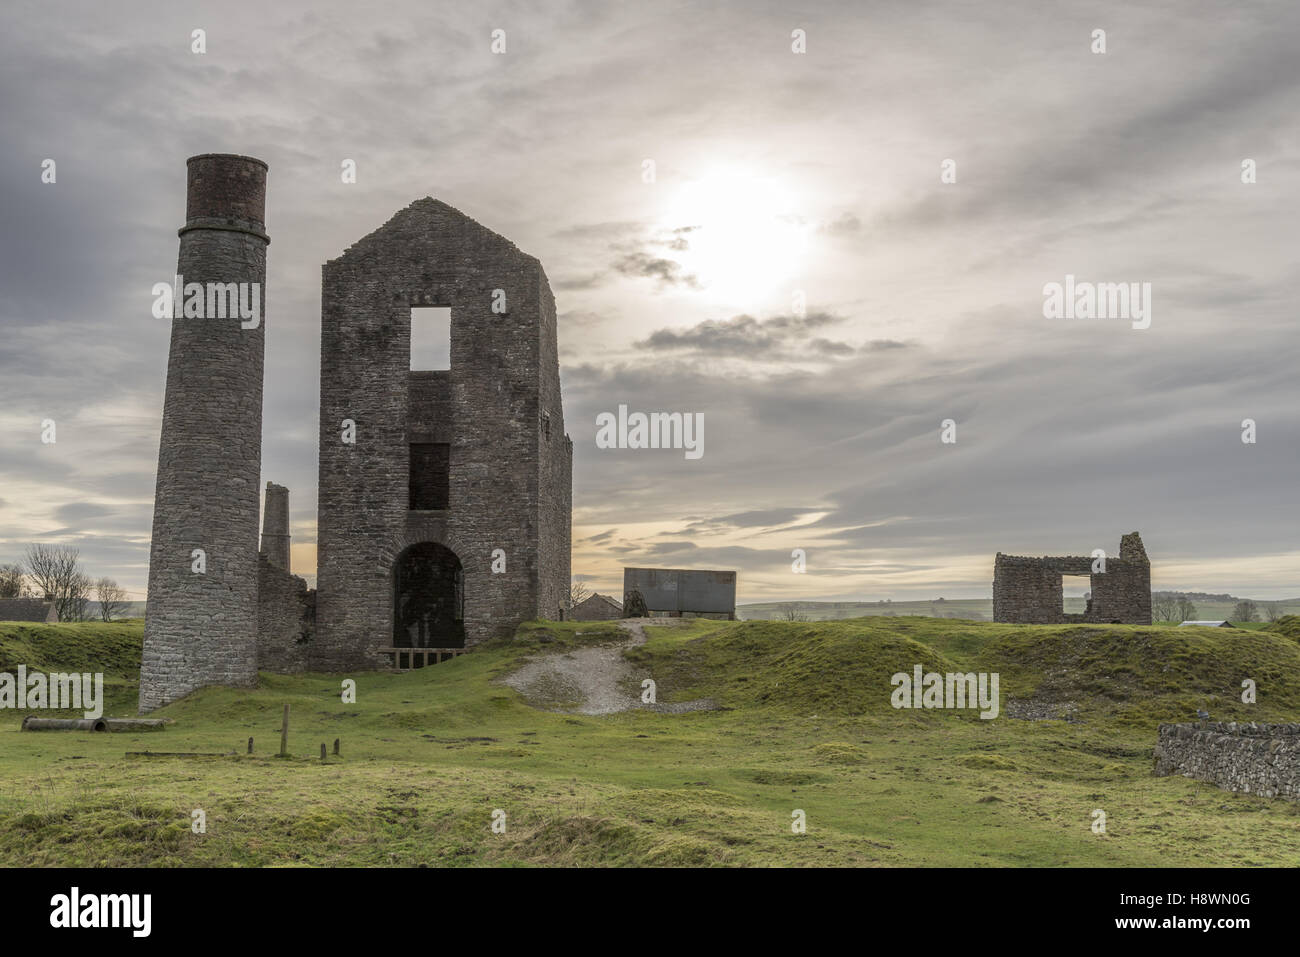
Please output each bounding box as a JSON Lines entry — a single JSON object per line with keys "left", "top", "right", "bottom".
{"left": 409, "top": 442, "right": 450, "bottom": 510}
{"left": 410, "top": 307, "right": 451, "bottom": 371}
{"left": 1063, "top": 575, "right": 1090, "bottom": 616}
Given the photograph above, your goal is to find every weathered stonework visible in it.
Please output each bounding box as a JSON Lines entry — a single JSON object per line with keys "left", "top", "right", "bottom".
{"left": 139, "top": 154, "right": 269, "bottom": 712}
{"left": 314, "top": 198, "right": 572, "bottom": 670}
{"left": 259, "top": 481, "right": 290, "bottom": 569}
{"left": 1155, "top": 722, "right": 1300, "bottom": 800}
{"left": 141, "top": 167, "right": 572, "bottom": 702}
{"left": 256, "top": 481, "right": 315, "bottom": 672}
{"left": 992, "top": 532, "right": 1151, "bottom": 625}
{"left": 257, "top": 554, "right": 315, "bottom": 673}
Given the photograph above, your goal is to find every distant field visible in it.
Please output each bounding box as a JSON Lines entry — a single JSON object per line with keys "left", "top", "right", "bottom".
{"left": 4, "top": 615, "right": 1300, "bottom": 866}
{"left": 738, "top": 598, "right": 1300, "bottom": 622}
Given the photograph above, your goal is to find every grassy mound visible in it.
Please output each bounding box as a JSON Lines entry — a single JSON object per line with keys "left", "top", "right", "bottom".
{"left": 0, "top": 620, "right": 143, "bottom": 716}
{"left": 629, "top": 616, "right": 1300, "bottom": 725}
{"left": 0, "top": 620, "right": 142, "bottom": 675}
{"left": 3, "top": 615, "right": 1300, "bottom": 866}
{"left": 1264, "top": 615, "right": 1300, "bottom": 641}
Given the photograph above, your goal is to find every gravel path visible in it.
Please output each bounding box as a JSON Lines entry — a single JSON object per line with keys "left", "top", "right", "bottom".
{"left": 502, "top": 619, "right": 716, "bottom": 715}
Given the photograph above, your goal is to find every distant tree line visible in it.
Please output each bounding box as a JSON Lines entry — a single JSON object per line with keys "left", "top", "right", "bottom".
{"left": 1152, "top": 592, "right": 1281, "bottom": 624}
{"left": 0, "top": 545, "right": 128, "bottom": 621}
{"left": 1151, "top": 594, "right": 1199, "bottom": 622}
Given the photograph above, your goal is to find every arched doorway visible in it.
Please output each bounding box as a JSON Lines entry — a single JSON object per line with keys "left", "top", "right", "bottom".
{"left": 393, "top": 542, "right": 466, "bottom": 649}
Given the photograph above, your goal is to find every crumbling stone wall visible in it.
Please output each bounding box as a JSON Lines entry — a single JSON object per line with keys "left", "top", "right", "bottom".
{"left": 1155, "top": 722, "right": 1300, "bottom": 800}
{"left": 255, "top": 482, "right": 314, "bottom": 672}
{"left": 992, "top": 532, "right": 1151, "bottom": 625}
{"left": 535, "top": 273, "right": 573, "bottom": 622}
{"left": 315, "top": 198, "right": 572, "bottom": 670}
{"left": 257, "top": 555, "right": 315, "bottom": 673}
{"left": 139, "top": 154, "right": 269, "bottom": 712}
{"left": 259, "top": 481, "right": 291, "bottom": 569}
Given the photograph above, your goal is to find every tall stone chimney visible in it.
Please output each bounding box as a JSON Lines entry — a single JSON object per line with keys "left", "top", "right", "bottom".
{"left": 260, "top": 482, "right": 291, "bottom": 570}
{"left": 139, "top": 154, "right": 270, "bottom": 713}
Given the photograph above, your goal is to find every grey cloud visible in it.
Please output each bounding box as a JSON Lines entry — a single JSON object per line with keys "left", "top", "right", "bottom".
{"left": 1, "top": 0, "right": 1296, "bottom": 601}
{"left": 635, "top": 311, "right": 848, "bottom": 357}
{"left": 820, "top": 212, "right": 861, "bottom": 236}
{"left": 611, "top": 251, "right": 700, "bottom": 288}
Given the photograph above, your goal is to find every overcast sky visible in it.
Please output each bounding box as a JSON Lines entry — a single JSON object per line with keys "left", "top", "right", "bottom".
{"left": 1, "top": 0, "right": 1297, "bottom": 604}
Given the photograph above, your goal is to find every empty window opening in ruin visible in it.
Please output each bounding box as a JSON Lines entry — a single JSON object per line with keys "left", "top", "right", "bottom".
{"left": 409, "top": 442, "right": 450, "bottom": 510}
{"left": 410, "top": 306, "right": 451, "bottom": 370}
{"left": 1063, "top": 575, "right": 1090, "bottom": 616}
{"left": 393, "top": 542, "right": 465, "bottom": 653}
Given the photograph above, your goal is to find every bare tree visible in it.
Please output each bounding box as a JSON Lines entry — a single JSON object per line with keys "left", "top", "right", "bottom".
{"left": 781, "top": 603, "right": 808, "bottom": 622}
{"left": 23, "top": 544, "right": 90, "bottom": 621}
{"left": 67, "top": 574, "right": 91, "bottom": 621}
{"left": 1264, "top": 602, "right": 1282, "bottom": 622}
{"left": 0, "top": 562, "right": 24, "bottom": 598}
{"left": 1232, "top": 600, "right": 1259, "bottom": 623}
{"left": 568, "top": 580, "right": 590, "bottom": 609}
{"left": 1151, "top": 593, "right": 1178, "bottom": 622}
{"left": 95, "top": 577, "right": 128, "bottom": 621}
{"left": 1174, "top": 596, "right": 1198, "bottom": 622}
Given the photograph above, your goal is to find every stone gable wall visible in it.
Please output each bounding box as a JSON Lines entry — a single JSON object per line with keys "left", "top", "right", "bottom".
{"left": 315, "top": 198, "right": 571, "bottom": 670}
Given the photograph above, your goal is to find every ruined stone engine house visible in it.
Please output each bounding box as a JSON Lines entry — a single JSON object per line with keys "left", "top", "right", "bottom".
{"left": 139, "top": 154, "right": 571, "bottom": 712}
{"left": 992, "top": 532, "right": 1151, "bottom": 625}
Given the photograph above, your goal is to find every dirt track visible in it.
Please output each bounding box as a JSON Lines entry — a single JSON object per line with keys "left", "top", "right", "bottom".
{"left": 502, "top": 619, "right": 716, "bottom": 715}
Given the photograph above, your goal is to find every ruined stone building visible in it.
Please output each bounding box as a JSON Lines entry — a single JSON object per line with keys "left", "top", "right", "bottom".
{"left": 257, "top": 482, "right": 314, "bottom": 673}
{"left": 314, "top": 198, "right": 572, "bottom": 670}
{"left": 992, "top": 532, "right": 1151, "bottom": 625}
{"left": 139, "top": 155, "right": 571, "bottom": 711}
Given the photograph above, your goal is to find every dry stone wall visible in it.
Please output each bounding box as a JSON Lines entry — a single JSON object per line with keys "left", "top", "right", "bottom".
{"left": 1155, "top": 722, "right": 1300, "bottom": 800}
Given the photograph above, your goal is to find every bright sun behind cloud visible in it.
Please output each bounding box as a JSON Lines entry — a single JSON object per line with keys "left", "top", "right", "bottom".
{"left": 660, "top": 168, "right": 812, "bottom": 309}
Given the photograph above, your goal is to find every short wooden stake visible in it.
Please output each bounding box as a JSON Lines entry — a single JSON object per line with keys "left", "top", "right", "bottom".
{"left": 247, "top": 736, "right": 253, "bottom": 754}
{"left": 279, "top": 704, "right": 289, "bottom": 757}
{"left": 333, "top": 738, "right": 340, "bottom": 756}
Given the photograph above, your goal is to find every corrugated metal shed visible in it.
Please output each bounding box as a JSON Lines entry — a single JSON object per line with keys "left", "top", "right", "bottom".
{"left": 1177, "top": 620, "right": 1234, "bottom": 628}
{"left": 623, "top": 567, "right": 736, "bottom": 618}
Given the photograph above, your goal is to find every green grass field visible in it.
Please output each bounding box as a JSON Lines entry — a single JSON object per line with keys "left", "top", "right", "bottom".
{"left": 739, "top": 598, "right": 1300, "bottom": 622}
{"left": 2, "top": 615, "right": 1300, "bottom": 867}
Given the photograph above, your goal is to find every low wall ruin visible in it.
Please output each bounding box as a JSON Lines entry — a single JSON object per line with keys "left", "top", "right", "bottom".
{"left": 992, "top": 531, "right": 1151, "bottom": 624}
{"left": 1154, "top": 722, "right": 1300, "bottom": 800}
{"left": 257, "top": 555, "right": 315, "bottom": 673}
